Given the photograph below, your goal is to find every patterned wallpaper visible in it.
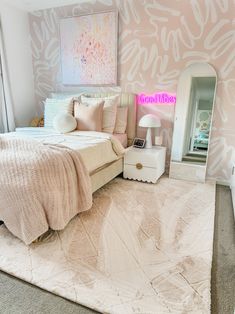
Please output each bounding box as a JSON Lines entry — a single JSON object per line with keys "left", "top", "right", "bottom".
{"left": 29, "top": 0, "right": 235, "bottom": 183}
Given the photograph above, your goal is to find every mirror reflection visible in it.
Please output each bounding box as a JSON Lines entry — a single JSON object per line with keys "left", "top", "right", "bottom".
{"left": 182, "top": 77, "right": 216, "bottom": 164}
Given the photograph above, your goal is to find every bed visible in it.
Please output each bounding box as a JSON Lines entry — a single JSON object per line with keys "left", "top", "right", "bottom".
{"left": 0, "top": 93, "right": 136, "bottom": 244}
{"left": 193, "top": 136, "right": 209, "bottom": 150}
{"left": 12, "top": 129, "right": 127, "bottom": 193}
{"left": 49, "top": 92, "right": 136, "bottom": 191}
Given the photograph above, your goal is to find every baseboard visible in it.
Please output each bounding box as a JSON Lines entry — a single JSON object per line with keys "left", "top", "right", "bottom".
{"left": 216, "top": 180, "right": 230, "bottom": 187}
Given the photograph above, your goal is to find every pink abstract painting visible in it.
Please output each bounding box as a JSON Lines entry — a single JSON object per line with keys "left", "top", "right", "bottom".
{"left": 60, "top": 11, "right": 117, "bottom": 85}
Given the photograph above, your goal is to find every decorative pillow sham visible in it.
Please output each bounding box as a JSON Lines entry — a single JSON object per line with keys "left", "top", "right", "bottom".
{"left": 53, "top": 113, "right": 77, "bottom": 133}
{"left": 81, "top": 95, "right": 120, "bottom": 133}
{"left": 114, "top": 106, "right": 128, "bottom": 134}
{"left": 74, "top": 101, "right": 104, "bottom": 132}
{"left": 44, "top": 98, "right": 73, "bottom": 128}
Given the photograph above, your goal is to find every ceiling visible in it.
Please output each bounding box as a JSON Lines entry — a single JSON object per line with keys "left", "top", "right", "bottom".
{"left": 1, "top": 0, "right": 94, "bottom": 12}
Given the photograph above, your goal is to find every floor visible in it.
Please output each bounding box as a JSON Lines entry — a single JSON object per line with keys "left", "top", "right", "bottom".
{"left": 211, "top": 185, "right": 235, "bottom": 314}
{"left": 182, "top": 153, "right": 207, "bottom": 164}
{"left": 0, "top": 181, "right": 232, "bottom": 314}
{"left": 0, "top": 271, "right": 98, "bottom": 314}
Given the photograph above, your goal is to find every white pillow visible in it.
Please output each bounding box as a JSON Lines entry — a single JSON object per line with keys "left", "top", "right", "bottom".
{"left": 53, "top": 113, "right": 77, "bottom": 133}
{"left": 81, "top": 95, "right": 119, "bottom": 133}
{"left": 114, "top": 107, "right": 128, "bottom": 134}
{"left": 44, "top": 98, "right": 73, "bottom": 128}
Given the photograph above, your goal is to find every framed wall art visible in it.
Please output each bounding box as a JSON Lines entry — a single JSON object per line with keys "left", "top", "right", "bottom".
{"left": 60, "top": 11, "right": 118, "bottom": 86}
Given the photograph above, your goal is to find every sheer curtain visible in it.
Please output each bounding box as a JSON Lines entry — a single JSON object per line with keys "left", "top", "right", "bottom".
{"left": 0, "top": 20, "right": 15, "bottom": 133}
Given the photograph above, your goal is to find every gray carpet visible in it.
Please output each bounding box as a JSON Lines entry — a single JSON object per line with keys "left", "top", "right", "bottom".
{"left": 0, "top": 271, "right": 99, "bottom": 314}
{"left": 0, "top": 185, "right": 234, "bottom": 314}
{"left": 211, "top": 185, "right": 235, "bottom": 314}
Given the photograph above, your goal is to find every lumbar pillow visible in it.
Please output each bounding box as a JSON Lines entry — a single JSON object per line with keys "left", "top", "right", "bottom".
{"left": 44, "top": 98, "right": 73, "bottom": 128}
{"left": 74, "top": 100, "right": 104, "bottom": 131}
{"left": 81, "top": 95, "right": 119, "bottom": 133}
{"left": 53, "top": 113, "right": 77, "bottom": 133}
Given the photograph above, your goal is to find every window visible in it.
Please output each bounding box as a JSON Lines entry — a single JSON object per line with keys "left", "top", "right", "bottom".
{"left": 0, "top": 24, "right": 15, "bottom": 133}
{"left": 0, "top": 54, "right": 4, "bottom": 133}
{"left": 0, "top": 48, "right": 11, "bottom": 133}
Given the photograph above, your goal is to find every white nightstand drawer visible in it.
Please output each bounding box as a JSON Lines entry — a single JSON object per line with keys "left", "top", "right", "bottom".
{"left": 123, "top": 164, "right": 159, "bottom": 183}
{"left": 124, "top": 147, "right": 165, "bottom": 168}
{"left": 123, "top": 146, "right": 166, "bottom": 184}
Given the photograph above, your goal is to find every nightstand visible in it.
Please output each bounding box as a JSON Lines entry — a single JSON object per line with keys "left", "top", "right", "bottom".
{"left": 123, "top": 146, "right": 166, "bottom": 183}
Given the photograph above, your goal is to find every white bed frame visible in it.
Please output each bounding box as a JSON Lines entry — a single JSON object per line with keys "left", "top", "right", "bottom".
{"left": 91, "top": 158, "right": 123, "bottom": 192}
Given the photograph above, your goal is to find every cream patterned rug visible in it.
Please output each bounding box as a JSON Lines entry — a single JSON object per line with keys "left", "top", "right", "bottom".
{"left": 0, "top": 177, "right": 215, "bottom": 314}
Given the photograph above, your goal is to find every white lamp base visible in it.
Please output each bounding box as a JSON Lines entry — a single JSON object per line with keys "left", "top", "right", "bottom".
{"left": 145, "top": 127, "right": 152, "bottom": 148}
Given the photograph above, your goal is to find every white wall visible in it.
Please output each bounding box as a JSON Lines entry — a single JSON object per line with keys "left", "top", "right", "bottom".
{"left": 0, "top": 1, "right": 36, "bottom": 127}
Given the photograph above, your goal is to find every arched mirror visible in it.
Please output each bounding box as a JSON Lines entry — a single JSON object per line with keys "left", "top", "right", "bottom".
{"left": 169, "top": 63, "right": 217, "bottom": 182}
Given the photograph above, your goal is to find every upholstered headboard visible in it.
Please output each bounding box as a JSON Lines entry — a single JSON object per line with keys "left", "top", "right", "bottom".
{"left": 50, "top": 92, "right": 136, "bottom": 146}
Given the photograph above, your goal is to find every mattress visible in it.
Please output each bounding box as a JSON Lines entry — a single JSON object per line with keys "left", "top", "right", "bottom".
{"left": 11, "top": 128, "right": 125, "bottom": 173}
{"left": 113, "top": 133, "right": 128, "bottom": 148}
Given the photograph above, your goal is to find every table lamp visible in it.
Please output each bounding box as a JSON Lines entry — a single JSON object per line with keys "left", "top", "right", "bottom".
{"left": 139, "top": 114, "right": 161, "bottom": 148}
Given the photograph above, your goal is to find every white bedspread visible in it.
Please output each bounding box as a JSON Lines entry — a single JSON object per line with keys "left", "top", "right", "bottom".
{"left": 11, "top": 128, "right": 125, "bottom": 173}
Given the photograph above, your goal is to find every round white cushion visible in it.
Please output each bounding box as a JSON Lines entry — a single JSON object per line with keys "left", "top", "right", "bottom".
{"left": 53, "top": 112, "right": 77, "bottom": 133}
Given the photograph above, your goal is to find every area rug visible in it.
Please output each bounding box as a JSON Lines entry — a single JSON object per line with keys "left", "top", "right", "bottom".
{"left": 0, "top": 177, "right": 215, "bottom": 314}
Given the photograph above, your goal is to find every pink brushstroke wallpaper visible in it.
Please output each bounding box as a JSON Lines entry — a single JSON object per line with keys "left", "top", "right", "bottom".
{"left": 29, "top": 0, "right": 235, "bottom": 183}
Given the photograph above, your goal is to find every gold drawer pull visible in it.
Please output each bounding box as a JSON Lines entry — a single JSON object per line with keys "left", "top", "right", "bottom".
{"left": 136, "top": 163, "right": 143, "bottom": 170}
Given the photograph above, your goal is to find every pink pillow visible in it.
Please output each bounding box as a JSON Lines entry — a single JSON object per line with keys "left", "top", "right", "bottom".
{"left": 74, "top": 101, "right": 104, "bottom": 131}
{"left": 81, "top": 95, "right": 119, "bottom": 133}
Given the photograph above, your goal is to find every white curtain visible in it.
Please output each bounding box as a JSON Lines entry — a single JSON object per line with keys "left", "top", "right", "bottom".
{"left": 0, "top": 20, "right": 15, "bottom": 133}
